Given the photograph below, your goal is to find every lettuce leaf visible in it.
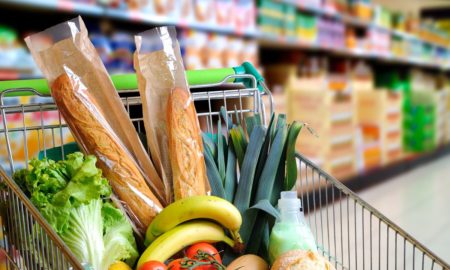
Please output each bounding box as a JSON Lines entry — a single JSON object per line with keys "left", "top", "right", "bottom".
{"left": 14, "top": 152, "right": 138, "bottom": 269}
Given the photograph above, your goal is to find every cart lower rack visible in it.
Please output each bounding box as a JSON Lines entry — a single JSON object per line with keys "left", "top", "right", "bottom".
{"left": 0, "top": 73, "right": 448, "bottom": 270}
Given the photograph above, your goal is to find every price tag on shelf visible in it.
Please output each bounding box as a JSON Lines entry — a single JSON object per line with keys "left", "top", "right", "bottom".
{"left": 57, "top": 0, "right": 75, "bottom": 11}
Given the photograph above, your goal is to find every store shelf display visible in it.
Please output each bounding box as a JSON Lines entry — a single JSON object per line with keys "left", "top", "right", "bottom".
{"left": 355, "top": 90, "right": 404, "bottom": 168}
{"left": 1, "top": 0, "right": 450, "bottom": 70}
{"left": 0, "top": 25, "right": 40, "bottom": 79}
{"left": 0, "top": 0, "right": 258, "bottom": 37}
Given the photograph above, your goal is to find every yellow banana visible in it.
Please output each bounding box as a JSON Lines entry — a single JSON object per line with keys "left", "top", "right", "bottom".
{"left": 137, "top": 220, "right": 235, "bottom": 269}
{"left": 145, "top": 195, "right": 242, "bottom": 245}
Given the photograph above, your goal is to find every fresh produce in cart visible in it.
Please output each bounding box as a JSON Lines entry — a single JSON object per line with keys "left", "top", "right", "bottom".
{"left": 144, "top": 196, "right": 242, "bottom": 246}
{"left": 13, "top": 152, "right": 138, "bottom": 270}
{"left": 16, "top": 16, "right": 335, "bottom": 270}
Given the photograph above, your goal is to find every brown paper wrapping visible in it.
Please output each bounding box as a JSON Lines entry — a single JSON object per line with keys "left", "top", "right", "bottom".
{"left": 25, "top": 17, "right": 165, "bottom": 235}
{"left": 134, "top": 26, "right": 210, "bottom": 201}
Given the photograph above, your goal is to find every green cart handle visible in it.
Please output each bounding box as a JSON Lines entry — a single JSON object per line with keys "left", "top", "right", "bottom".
{"left": 0, "top": 62, "right": 264, "bottom": 97}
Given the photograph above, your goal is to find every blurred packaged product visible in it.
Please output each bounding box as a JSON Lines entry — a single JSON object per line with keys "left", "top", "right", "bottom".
{"left": 215, "top": 0, "right": 235, "bottom": 27}
{"left": 349, "top": 0, "right": 372, "bottom": 21}
{"left": 434, "top": 47, "right": 450, "bottom": 67}
{"left": 368, "top": 27, "right": 391, "bottom": 56}
{"left": 258, "top": 0, "right": 285, "bottom": 36}
{"left": 283, "top": 4, "right": 297, "bottom": 38}
{"left": 223, "top": 37, "right": 243, "bottom": 67}
{"left": 356, "top": 90, "right": 403, "bottom": 167}
{"left": 391, "top": 36, "right": 407, "bottom": 58}
{"left": 109, "top": 32, "right": 135, "bottom": 74}
{"left": 296, "top": 12, "right": 318, "bottom": 44}
{"left": 0, "top": 25, "right": 40, "bottom": 78}
{"left": 207, "top": 33, "right": 228, "bottom": 68}
{"left": 317, "top": 18, "right": 345, "bottom": 49}
{"left": 180, "top": 29, "right": 209, "bottom": 70}
{"left": 234, "top": 0, "right": 257, "bottom": 33}
{"left": 193, "top": 0, "right": 215, "bottom": 24}
{"left": 403, "top": 92, "right": 437, "bottom": 152}
{"left": 402, "top": 70, "right": 439, "bottom": 153}
{"left": 90, "top": 31, "right": 135, "bottom": 75}
{"left": 392, "top": 12, "right": 406, "bottom": 32}
{"left": 372, "top": 4, "right": 392, "bottom": 29}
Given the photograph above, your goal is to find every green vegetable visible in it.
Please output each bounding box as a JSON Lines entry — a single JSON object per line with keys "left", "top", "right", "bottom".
{"left": 230, "top": 125, "right": 248, "bottom": 168}
{"left": 202, "top": 106, "right": 306, "bottom": 262}
{"left": 13, "top": 152, "right": 138, "bottom": 270}
{"left": 204, "top": 143, "right": 226, "bottom": 198}
{"left": 224, "top": 145, "right": 237, "bottom": 202}
{"left": 233, "top": 126, "right": 266, "bottom": 214}
{"left": 217, "top": 121, "right": 226, "bottom": 184}
{"left": 285, "top": 122, "right": 303, "bottom": 190}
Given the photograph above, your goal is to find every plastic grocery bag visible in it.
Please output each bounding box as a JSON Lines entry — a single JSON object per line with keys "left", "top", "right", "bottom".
{"left": 134, "top": 26, "right": 210, "bottom": 201}
{"left": 25, "top": 17, "right": 165, "bottom": 236}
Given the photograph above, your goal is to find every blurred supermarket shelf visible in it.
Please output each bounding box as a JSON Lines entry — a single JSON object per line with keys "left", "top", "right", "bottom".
{"left": 1, "top": 0, "right": 450, "bottom": 71}
{"left": 258, "top": 35, "right": 450, "bottom": 71}
{"left": 282, "top": 0, "right": 447, "bottom": 48}
{"left": 0, "top": 0, "right": 259, "bottom": 37}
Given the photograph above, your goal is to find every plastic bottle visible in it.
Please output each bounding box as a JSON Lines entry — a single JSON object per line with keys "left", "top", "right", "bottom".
{"left": 268, "top": 191, "right": 318, "bottom": 263}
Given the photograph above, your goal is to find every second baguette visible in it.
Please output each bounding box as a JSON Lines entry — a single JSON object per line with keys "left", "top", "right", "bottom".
{"left": 167, "top": 87, "right": 208, "bottom": 200}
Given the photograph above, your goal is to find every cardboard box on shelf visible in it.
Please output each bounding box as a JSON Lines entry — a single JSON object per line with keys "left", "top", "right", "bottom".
{"left": 288, "top": 81, "right": 357, "bottom": 180}
{"left": 356, "top": 90, "right": 403, "bottom": 165}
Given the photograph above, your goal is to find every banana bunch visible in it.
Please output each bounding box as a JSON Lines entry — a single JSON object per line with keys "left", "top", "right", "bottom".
{"left": 137, "top": 196, "right": 243, "bottom": 268}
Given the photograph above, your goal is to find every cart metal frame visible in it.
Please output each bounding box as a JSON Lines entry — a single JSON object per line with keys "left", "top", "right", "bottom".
{"left": 0, "top": 74, "right": 448, "bottom": 270}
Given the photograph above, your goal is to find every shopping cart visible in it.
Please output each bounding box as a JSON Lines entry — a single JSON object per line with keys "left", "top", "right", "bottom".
{"left": 0, "top": 65, "right": 448, "bottom": 270}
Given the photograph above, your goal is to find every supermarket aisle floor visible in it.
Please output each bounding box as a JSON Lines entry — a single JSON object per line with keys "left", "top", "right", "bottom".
{"left": 358, "top": 154, "right": 450, "bottom": 263}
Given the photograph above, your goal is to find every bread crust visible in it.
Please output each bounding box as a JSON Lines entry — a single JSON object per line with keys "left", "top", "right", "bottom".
{"left": 167, "top": 87, "right": 208, "bottom": 200}
{"left": 51, "top": 74, "right": 163, "bottom": 234}
{"left": 271, "top": 250, "right": 335, "bottom": 270}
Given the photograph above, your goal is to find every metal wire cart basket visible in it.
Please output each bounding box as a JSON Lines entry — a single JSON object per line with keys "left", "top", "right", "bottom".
{"left": 0, "top": 69, "right": 449, "bottom": 270}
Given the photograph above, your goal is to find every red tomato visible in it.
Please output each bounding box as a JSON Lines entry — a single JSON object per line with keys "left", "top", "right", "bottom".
{"left": 185, "top": 243, "right": 221, "bottom": 263}
{"left": 139, "top": 261, "right": 167, "bottom": 270}
{"left": 185, "top": 243, "right": 221, "bottom": 262}
{"left": 167, "top": 258, "right": 197, "bottom": 270}
{"left": 167, "top": 259, "right": 182, "bottom": 270}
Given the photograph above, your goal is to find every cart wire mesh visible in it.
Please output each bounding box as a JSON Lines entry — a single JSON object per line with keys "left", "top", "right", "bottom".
{"left": 0, "top": 74, "right": 449, "bottom": 270}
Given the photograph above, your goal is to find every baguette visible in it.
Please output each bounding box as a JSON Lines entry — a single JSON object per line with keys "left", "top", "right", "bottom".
{"left": 271, "top": 250, "right": 335, "bottom": 270}
{"left": 167, "top": 87, "right": 208, "bottom": 200}
{"left": 51, "top": 74, "right": 163, "bottom": 234}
